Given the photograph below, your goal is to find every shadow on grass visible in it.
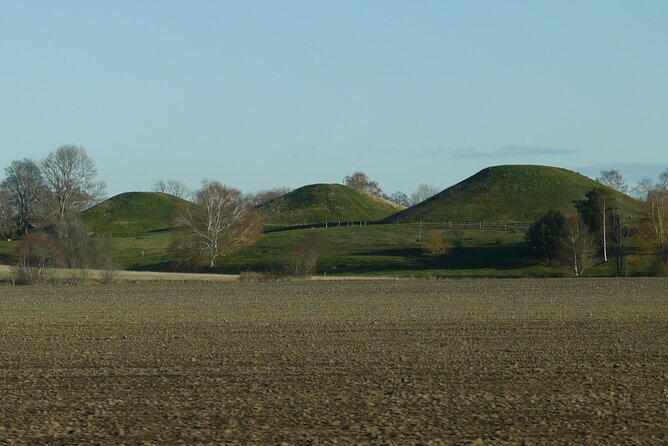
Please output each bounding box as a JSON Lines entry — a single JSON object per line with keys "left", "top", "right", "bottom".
{"left": 127, "top": 261, "right": 173, "bottom": 272}
{"left": 336, "top": 245, "right": 533, "bottom": 274}
{"left": 123, "top": 245, "right": 536, "bottom": 276}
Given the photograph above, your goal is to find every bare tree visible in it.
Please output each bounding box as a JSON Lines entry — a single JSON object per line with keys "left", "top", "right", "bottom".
{"left": 410, "top": 184, "right": 439, "bottom": 206}
{"left": 172, "top": 180, "right": 261, "bottom": 268}
{"left": 610, "top": 210, "right": 631, "bottom": 276}
{"left": 0, "top": 190, "right": 13, "bottom": 239}
{"left": 283, "top": 232, "right": 325, "bottom": 276}
{"left": 1, "top": 159, "right": 45, "bottom": 234}
{"left": 40, "top": 145, "right": 106, "bottom": 220}
{"left": 343, "top": 171, "right": 384, "bottom": 197}
{"left": 659, "top": 168, "right": 668, "bottom": 191}
{"left": 631, "top": 178, "right": 655, "bottom": 200}
{"left": 247, "top": 187, "right": 292, "bottom": 206}
{"left": 646, "top": 188, "right": 667, "bottom": 255}
{"left": 559, "top": 216, "right": 596, "bottom": 277}
{"left": 152, "top": 179, "right": 191, "bottom": 200}
{"left": 597, "top": 169, "right": 628, "bottom": 194}
{"left": 12, "top": 234, "right": 65, "bottom": 285}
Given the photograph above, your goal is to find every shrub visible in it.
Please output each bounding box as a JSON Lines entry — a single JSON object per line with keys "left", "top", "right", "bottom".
{"left": 239, "top": 271, "right": 274, "bottom": 282}
{"left": 282, "top": 232, "right": 325, "bottom": 276}
{"left": 421, "top": 230, "right": 451, "bottom": 256}
{"left": 100, "top": 259, "right": 118, "bottom": 285}
{"left": 12, "top": 234, "right": 65, "bottom": 285}
{"left": 652, "top": 259, "right": 668, "bottom": 277}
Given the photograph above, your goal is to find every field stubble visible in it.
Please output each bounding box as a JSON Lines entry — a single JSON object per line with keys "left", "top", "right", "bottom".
{"left": 0, "top": 279, "right": 667, "bottom": 445}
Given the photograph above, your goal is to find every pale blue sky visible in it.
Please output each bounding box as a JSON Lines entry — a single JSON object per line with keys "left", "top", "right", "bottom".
{"left": 1, "top": 1, "right": 667, "bottom": 196}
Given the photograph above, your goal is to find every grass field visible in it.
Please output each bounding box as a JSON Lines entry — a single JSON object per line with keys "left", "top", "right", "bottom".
{"left": 1, "top": 279, "right": 666, "bottom": 444}
{"left": 0, "top": 222, "right": 657, "bottom": 278}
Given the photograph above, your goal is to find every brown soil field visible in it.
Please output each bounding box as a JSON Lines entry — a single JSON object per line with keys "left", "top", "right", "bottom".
{"left": 1, "top": 279, "right": 667, "bottom": 445}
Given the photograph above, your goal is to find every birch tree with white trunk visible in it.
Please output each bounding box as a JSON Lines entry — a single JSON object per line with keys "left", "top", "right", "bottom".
{"left": 173, "top": 180, "right": 260, "bottom": 268}
{"left": 560, "top": 216, "right": 596, "bottom": 277}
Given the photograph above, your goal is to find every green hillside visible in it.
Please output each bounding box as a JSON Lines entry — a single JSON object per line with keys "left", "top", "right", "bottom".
{"left": 82, "top": 192, "right": 195, "bottom": 236}
{"left": 258, "top": 183, "right": 403, "bottom": 227}
{"left": 387, "top": 165, "right": 643, "bottom": 223}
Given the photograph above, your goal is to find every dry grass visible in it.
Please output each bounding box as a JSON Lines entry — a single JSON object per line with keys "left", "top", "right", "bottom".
{"left": 1, "top": 279, "right": 667, "bottom": 444}
{"left": 0, "top": 264, "right": 238, "bottom": 283}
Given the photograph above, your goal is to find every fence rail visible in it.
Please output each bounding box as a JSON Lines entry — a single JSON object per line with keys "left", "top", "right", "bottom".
{"left": 263, "top": 219, "right": 530, "bottom": 233}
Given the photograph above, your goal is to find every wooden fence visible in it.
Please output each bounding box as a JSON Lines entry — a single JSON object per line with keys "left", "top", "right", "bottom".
{"left": 263, "top": 219, "right": 530, "bottom": 233}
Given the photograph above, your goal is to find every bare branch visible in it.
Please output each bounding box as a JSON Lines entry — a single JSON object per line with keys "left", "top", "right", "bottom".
{"left": 171, "top": 180, "right": 261, "bottom": 268}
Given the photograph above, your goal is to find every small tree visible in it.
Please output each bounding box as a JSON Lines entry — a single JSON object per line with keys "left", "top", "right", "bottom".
{"left": 50, "top": 217, "right": 111, "bottom": 269}
{"left": 410, "top": 184, "right": 439, "bottom": 206}
{"left": 343, "top": 171, "right": 384, "bottom": 197}
{"left": 576, "top": 188, "right": 615, "bottom": 262}
{"left": 597, "top": 169, "right": 628, "bottom": 194}
{"left": 631, "top": 178, "right": 655, "bottom": 200}
{"left": 172, "top": 180, "right": 261, "bottom": 268}
{"left": 283, "top": 232, "right": 325, "bottom": 276}
{"left": 659, "top": 168, "right": 668, "bottom": 191}
{"left": 40, "top": 145, "right": 106, "bottom": 220}
{"left": 646, "top": 188, "right": 667, "bottom": 258}
{"left": 247, "top": 187, "right": 291, "bottom": 206}
{"left": 525, "top": 209, "right": 566, "bottom": 264}
{"left": 389, "top": 191, "right": 410, "bottom": 207}
{"left": 152, "top": 179, "right": 191, "bottom": 200}
{"left": 610, "top": 210, "right": 631, "bottom": 276}
{"left": 559, "top": 216, "right": 596, "bottom": 277}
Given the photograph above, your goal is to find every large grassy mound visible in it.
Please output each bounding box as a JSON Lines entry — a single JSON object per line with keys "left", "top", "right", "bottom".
{"left": 387, "top": 165, "right": 643, "bottom": 223}
{"left": 258, "top": 183, "right": 403, "bottom": 227}
{"left": 83, "top": 192, "right": 195, "bottom": 236}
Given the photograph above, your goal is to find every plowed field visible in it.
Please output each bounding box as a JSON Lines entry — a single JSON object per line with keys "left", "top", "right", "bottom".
{"left": 1, "top": 279, "right": 667, "bottom": 445}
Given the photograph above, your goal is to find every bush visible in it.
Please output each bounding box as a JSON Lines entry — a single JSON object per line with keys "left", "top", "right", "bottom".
{"left": 100, "top": 259, "right": 118, "bottom": 285}
{"left": 421, "top": 230, "right": 451, "bottom": 256}
{"left": 12, "top": 234, "right": 65, "bottom": 285}
{"left": 525, "top": 209, "right": 566, "bottom": 264}
{"left": 282, "top": 232, "right": 325, "bottom": 277}
{"left": 239, "top": 271, "right": 274, "bottom": 282}
{"left": 51, "top": 218, "right": 113, "bottom": 270}
{"left": 652, "top": 259, "right": 668, "bottom": 277}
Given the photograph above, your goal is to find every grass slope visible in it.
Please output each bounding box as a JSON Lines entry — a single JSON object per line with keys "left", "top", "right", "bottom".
{"left": 388, "top": 165, "right": 643, "bottom": 223}
{"left": 258, "top": 183, "right": 402, "bottom": 227}
{"left": 82, "top": 192, "right": 195, "bottom": 236}
{"left": 102, "top": 222, "right": 655, "bottom": 278}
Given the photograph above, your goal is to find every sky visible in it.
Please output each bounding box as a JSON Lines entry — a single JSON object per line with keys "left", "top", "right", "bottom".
{"left": 1, "top": 1, "right": 667, "bottom": 197}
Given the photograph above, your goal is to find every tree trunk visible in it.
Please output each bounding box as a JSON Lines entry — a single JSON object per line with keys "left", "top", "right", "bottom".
{"left": 602, "top": 198, "right": 608, "bottom": 262}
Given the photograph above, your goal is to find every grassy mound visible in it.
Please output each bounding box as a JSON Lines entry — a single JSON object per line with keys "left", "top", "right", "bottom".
{"left": 387, "top": 165, "right": 643, "bottom": 223}
{"left": 258, "top": 183, "right": 402, "bottom": 227}
{"left": 83, "top": 192, "right": 195, "bottom": 236}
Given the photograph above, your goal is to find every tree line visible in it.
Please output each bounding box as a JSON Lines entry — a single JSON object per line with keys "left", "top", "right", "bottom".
{"left": 2, "top": 147, "right": 667, "bottom": 281}
{"left": 0, "top": 146, "right": 112, "bottom": 283}
{"left": 525, "top": 169, "right": 668, "bottom": 277}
